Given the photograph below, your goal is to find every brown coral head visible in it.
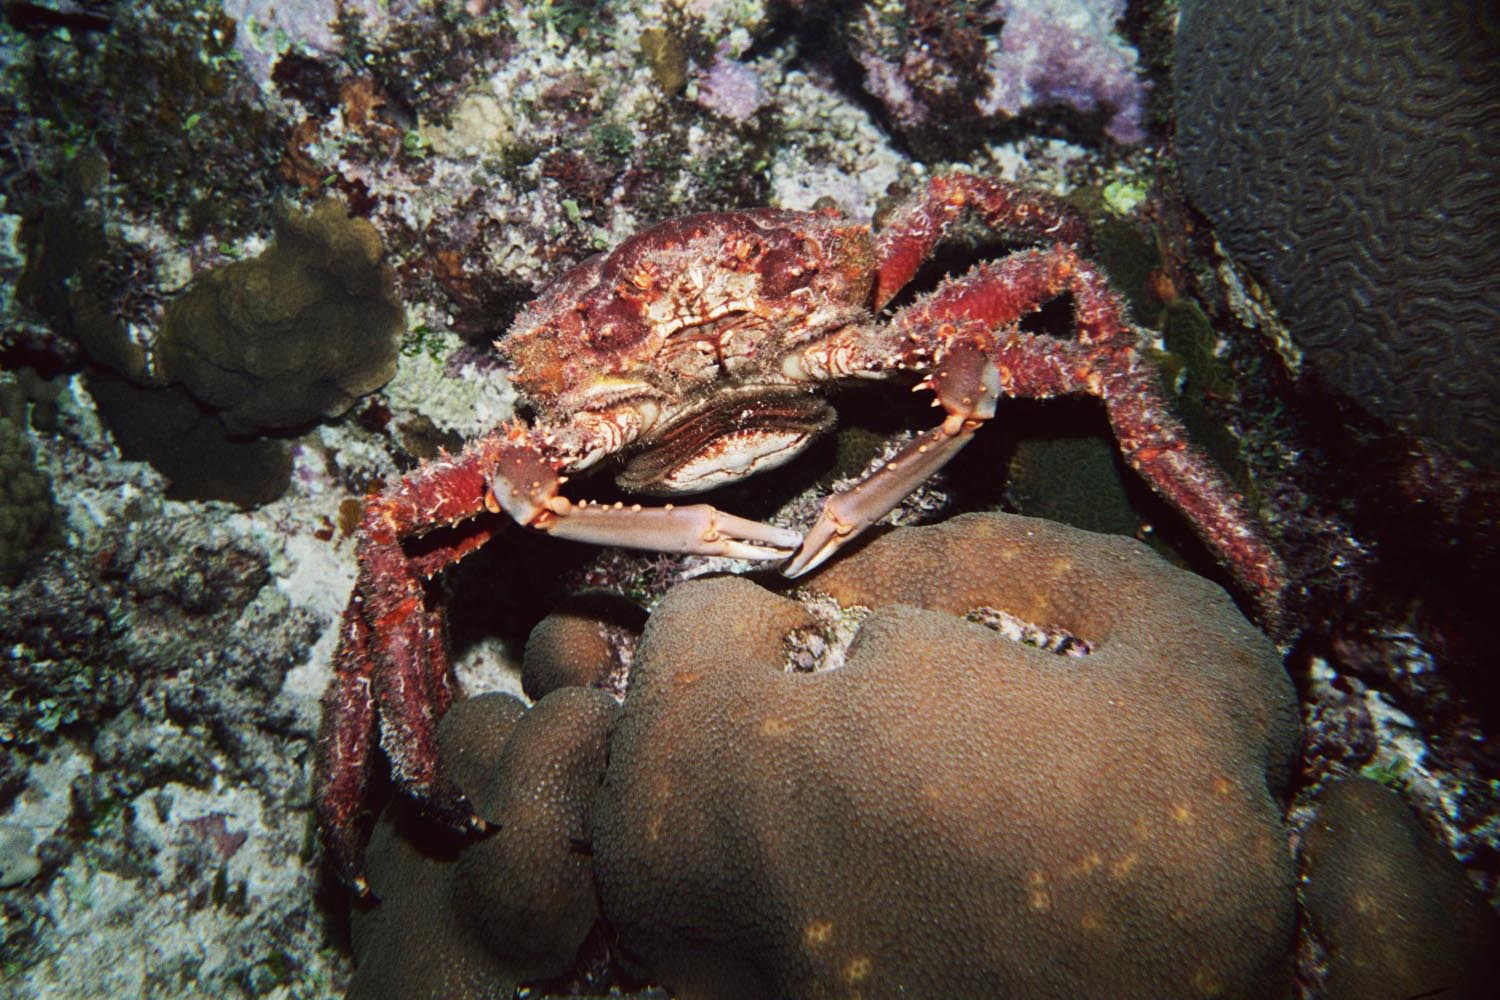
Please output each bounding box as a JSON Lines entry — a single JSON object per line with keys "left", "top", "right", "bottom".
{"left": 593, "top": 512, "right": 1302, "bottom": 1000}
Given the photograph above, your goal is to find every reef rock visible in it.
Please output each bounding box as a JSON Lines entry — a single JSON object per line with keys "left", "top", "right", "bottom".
{"left": 0, "top": 409, "right": 53, "bottom": 586}
{"left": 849, "top": 0, "right": 1147, "bottom": 155}
{"left": 84, "top": 371, "right": 292, "bottom": 508}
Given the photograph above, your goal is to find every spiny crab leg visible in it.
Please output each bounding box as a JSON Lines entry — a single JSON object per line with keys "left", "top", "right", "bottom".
{"left": 871, "top": 171, "right": 1088, "bottom": 309}
{"left": 787, "top": 243, "right": 1287, "bottom": 627}
{"left": 320, "top": 425, "right": 800, "bottom": 895}
{"left": 318, "top": 439, "right": 512, "bottom": 896}
{"left": 317, "top": 592, "right": 381, "bottom": 895}
{"left": 903, "top": 247, "right": 1289, "bottom": 622}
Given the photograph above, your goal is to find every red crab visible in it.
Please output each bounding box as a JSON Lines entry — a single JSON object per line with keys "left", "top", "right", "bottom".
{"left": 316, "top": 173, "right": 1286, "bottom": 893}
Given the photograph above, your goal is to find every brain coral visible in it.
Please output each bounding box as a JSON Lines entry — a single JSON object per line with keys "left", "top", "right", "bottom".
{"left": 593, "top": 512, "right": 1300, "bottom": 1000}
{"left": 349, "top": 688, "right": 617, "bottom": 999}
{"left": 1174, "top": 1, "right": 1500, "bottom": 463}
{"left": 1301, "top": 777, "right": 1499, "bottom": 1000}
{"left": 156, "top": 199, "right": 404, "bottom": 433}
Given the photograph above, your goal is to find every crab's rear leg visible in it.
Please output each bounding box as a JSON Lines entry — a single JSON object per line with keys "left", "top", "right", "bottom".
{"left": 316, "top": 439, "right": 510, "bottom": 895}
{"left": 872, "top": 171, "right": 1089, "bottom": 309}
{"left": 786, "top": 246, "right": 1287, "bottom": 629}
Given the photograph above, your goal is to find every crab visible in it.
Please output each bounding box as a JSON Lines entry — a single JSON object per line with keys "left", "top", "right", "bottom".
{"left": 316, "top": 173, "right": 1286, "bottom": 894}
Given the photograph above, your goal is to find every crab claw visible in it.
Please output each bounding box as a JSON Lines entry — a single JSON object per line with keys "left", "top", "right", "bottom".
{"left": 787, "top": 347, "right": 998, "bottom": 577}
{"left": 489, "top": 439, "right": 800, "bottom": 560}
{"left": 548, "top": 500, "right": 801, "bottom": 559}
{"left": 784, "top": 414, "right": 979, "bottom": 577}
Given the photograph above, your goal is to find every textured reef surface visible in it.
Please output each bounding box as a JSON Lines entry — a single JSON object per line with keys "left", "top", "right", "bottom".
{"left": 0, "top": 2, "right": 1496, "bottom": 998}
{"left": 1175, "top": 0, "right": 1500, "bottom": 464}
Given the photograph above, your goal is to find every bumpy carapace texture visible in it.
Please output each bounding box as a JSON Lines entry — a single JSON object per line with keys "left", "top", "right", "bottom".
{"left": 1301, "top": 777, "right": 1499, "bottom": 1000}
{"left": 498, "top": 208, "right": 877, "bottom": 414}
{"left": 349, "top": 689, "right": 616, "bottom": 999}
{"left": 593, "top": 512, "right": 1301, "bottom": 1000}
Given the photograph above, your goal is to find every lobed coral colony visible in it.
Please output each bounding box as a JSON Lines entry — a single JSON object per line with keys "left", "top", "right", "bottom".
{"left": 345, "top": 515, "right": 1495, "bottom": 999}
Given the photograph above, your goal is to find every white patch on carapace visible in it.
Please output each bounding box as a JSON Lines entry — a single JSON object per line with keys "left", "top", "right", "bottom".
{"left": 659, "top": 427, "right": 818, "bottom": 491}
{"left": 647, "top": 275, "right": 759, "bottom": 336}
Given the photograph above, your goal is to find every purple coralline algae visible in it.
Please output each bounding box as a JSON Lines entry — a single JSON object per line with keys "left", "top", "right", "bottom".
{"left": 694, "top": 50, "right": 770, "bottom": 122}
{"left": 223, "top": 0, "right": 418, "bottom": 86}
{"left": 850, "top": 0, "right": 1147, "bottom": 151}
{"left": 980, "top": 0, "right": 1147, "bottom": 143}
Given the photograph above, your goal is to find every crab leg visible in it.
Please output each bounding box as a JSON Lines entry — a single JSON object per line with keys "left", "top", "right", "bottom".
{"left": 316, "top": 437, "right": 513, "bottom": 895}
{"left": 919, "top": 249, "right": 1289, "bottom": 619}
{"left": 785, "top": 411, "right": 988, "bottom": 577}
{"left": 542, "top": 500, "right": 801, "bottom": 559}
{"left": 788, "top": 246, "right": 1287, "bottom": 627}
{"left": 785, "top": 333, "right": 1004, "bottom": 576}
{"left": 316, "top": 595, "right": 380, "bottom": 894}
{"left": 786, "top": 249, "right": 1083, "bottom": 576}
{"left": 872, "top": 172, "right": 1088, "bottom": 309}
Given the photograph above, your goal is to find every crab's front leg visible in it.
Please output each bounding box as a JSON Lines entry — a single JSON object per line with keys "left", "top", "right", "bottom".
{"left": 783, "top": 247, "right": 1101, "bottom": 578}
{"left": 782, "top": 345, "right": 998, "bottom": 577}
{"left": 319, "top": 423, "right": 800, "bottom": 893}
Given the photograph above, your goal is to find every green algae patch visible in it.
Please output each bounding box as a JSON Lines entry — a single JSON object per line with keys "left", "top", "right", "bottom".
{"left": 157, "top": 199, "right": 405, "bottom": 433}
{"left": 0, "top": 412, "right": 54, "bottom": 586}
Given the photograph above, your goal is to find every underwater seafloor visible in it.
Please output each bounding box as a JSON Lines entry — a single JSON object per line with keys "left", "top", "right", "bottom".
{"left": 1, "top": 1, "right": 1498, "bottom": 998}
